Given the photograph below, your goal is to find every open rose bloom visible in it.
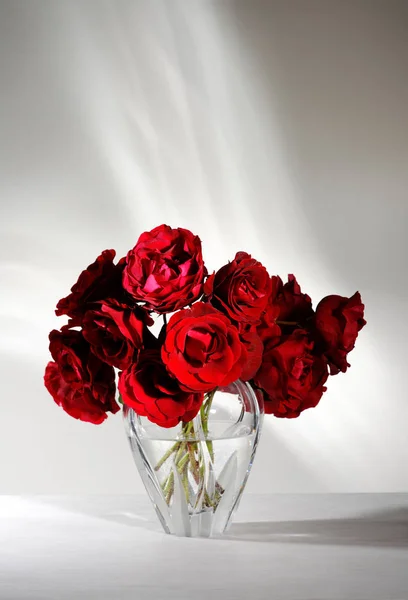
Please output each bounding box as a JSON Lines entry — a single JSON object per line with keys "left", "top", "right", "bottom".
{"left": 45, "top": 224, "right": 366, "bottom": 535}
{"left": 45, "top": 223, "right": 366, "bottom": 425}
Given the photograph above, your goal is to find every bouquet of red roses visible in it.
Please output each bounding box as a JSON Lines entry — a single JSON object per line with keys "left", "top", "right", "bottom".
{"left": 44, "top": 224, "right": 366, "bottom": 427}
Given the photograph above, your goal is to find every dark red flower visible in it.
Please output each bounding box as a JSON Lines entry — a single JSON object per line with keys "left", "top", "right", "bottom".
{"left": 119, "top": 350, "right": 203, "bottom": 428}
{"left": 162, "top": 302, "right": 247, "bottom": 392}
{"left": 270, "top": 274, "right": 313, "bottom": 324}
{"left": 56, "top": 250, "right": 126, "bottom": 326}
{"left": 45, "top": 329, "right": 118, "bottom": 424}
{"left": 256, "top": 275, "right": 312, "bottom": 345}
{"left": 257, "top": 320, "right": 282, "bottom": 345}
{"left": 204, "top": 252, "right": 271, "bottom": 324}
{"left": 238, "top": 324, "right": 263, "bottom": 381}
{"left": 44, "top": 361, "right": 118, "bottom": 424}
{"left": 48, "top": 328, "right": 89, "bottom": 387}
{"left": 315, "top": 291, "right": 366, "bottom": 374}
{"left": 123, "top": 225, "right": 206, "bottom": 313}
{"left": 83, "top": 300, "right": 153, "bottom": 370}
{"left": 254, "top": 330, "right": 328, "bottom": 418}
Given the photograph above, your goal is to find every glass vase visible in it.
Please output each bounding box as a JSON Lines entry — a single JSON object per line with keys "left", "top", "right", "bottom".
{"left": 123, "top": 380, "right": 264, "bottom": 538}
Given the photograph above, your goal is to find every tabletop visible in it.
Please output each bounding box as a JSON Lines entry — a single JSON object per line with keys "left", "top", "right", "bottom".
{"left": 1, "top": 493, "right": 407, "bottom": 600}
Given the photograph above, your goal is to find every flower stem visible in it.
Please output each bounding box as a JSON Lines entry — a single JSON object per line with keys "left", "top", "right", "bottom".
{"left": 201, "top": 388, "right": 216, "bottom": 461}
{"left": 155, "top": 389, "right": 218, "bottom": 507}
{"left": 163, "top": 471, "right": 174, "bottom": 503}
{"left": 187, "top": 442, "right": 200, "bottom": 484}
{"left": 154, "top": 441, "right": 180, "bottom": 471}
{"left": 177, "top": 452, "right": 190, "bottom": 473}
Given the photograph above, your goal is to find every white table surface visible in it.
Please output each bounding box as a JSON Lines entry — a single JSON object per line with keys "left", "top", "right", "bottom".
{"left": 1, "top": 494, "right": 407, "bottom": 600}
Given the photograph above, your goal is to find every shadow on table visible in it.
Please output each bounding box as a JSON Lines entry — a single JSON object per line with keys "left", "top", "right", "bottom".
{"left": 225, "top": 507, "right": 408, "bottom": 549}
{"left": 31, "top": 495, "right": 164, "bottom": 534}
{"left": 31, "top": 497, "right": 408, "bottom": 548}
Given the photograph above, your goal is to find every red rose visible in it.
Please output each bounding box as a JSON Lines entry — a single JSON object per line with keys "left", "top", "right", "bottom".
{"left": 204, "top": 252, "right": 271, "bottom": 323}
{"left": 256, "top": 275, "right": 312, "bottom": 345}
{"left": 56, "top": 250, "right": 126, "bottom": 326}
{"left": 257, "top": 300, "right": 280, "bottom": 336}
{"left": 254, "top": 330, "right": 328, "bottom": 418}
{"left": 238, "top": 324, "right": 263, "bottom": 381}
{"left": 119, "top": 350, "right": 203, "bottom": 428}
{"left": 162, "top": 302, "right": 247, "bottom": 392}
{"left": 257, "top": 320, "right": 282, "bottom": 345}
{"left": 83, "top": 300, "right": 153, "bottom": 370}
{"left": 47, "top": 329, "right": 118, "bottom": 421}
{"left": 315, "top": 291, "right": 366, "bottom": 374}
{"left": 48, "top": 328, "right": 89, "bottom": 387}
{"left": 122, "top": 225, "right": 206, "bottom": 313}
{"left": 44, "top": 361, "right": 118, "bottom": 424}
{"left": 270, "top": 274, "right": 313, "bottom": 324}
{"left": 45, "top": 330, "right": 118, "bottom": 424}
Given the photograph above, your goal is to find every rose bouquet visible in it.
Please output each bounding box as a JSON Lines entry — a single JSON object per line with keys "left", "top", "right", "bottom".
{"left": 44, "top": 224, "right": 366, "bottom": 535}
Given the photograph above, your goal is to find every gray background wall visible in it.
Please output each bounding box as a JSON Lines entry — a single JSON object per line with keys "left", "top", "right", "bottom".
{"left": 1, "top": 0, "right": 407, "bottom": 493}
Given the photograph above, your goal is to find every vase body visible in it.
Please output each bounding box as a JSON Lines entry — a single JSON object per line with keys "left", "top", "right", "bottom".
{"left": 123, "top": 380, "right": 263, "bottom": 538}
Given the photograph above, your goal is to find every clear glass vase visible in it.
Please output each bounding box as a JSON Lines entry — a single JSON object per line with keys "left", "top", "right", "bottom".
{"left": 123, "top": 380, "right": 264, "bottom": 538}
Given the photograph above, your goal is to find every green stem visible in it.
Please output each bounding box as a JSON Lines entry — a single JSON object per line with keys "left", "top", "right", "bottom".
{"left": 163, "top": 471, "right": 174, "bottom": 503}
{"left": 155, "top": 390, "right": 219, "bottom": 507}
{"left": 204, "top": 490, "right": 213, "bottom": 508}
{"left": 159, "top": 420, "right": 194, "bottom": 503}
{"left": 201, "top": 389, "right": 216, "bottom": 461}
{"left": 174, "top": 442, "right": 187, "bottom": 464}
{"left": 181, "top": 461, "right": 190, "bottom": 499}
{"left": 154, "top": 440, "right": 180, "bottom": 471}
{"left": 177, "top": 452, "right": 190, "bottom": 473}
{"left": 187, "top": 442, "right": 200, "bottom": 484}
